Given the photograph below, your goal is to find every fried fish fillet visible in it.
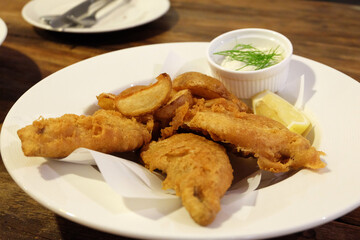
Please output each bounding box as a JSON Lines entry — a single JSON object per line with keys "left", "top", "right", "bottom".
{"left": 160, "top": 97, "right": 244, "bottom": 139}
{"left": 140, "top": 133, "right": 233, "bottom": 226}
{"left": 184, "top": 108, "right": 326, "bottom": 173}
{"left": 17, "top": 110, "right": 152, "bottom": 158}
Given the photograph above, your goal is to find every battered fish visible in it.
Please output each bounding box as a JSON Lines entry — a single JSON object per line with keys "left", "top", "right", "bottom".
{"left": 140, "top": 133, "right": 233, "bottom": 226}
{"left": 17, "top": 109, "right": 152, "bottom": 158}
{"left": 184, "top": 106, "right": 325, "bottom": 173}
{"left": 160, "top": 97, "right": 245, "bottom": 139}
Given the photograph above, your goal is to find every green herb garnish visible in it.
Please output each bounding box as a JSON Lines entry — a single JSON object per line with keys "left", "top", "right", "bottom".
{"left": 214, "top": 44, "right": 282, "bottom": 70}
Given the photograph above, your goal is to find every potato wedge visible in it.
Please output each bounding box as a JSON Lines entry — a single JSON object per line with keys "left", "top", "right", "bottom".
{"left": 154, "top": 89, "right": 193, "bottom": 121}
{"left": 118, "top": 85, "right": 147, "bottom": 97}
{"left": 115, "top": 73, "right": 172, "bottom": 117}
{"left": 97, "top": 86, "right": 148, "bottom": 111}
{"left": 97, "top": 93, "right": 116, "bottom": 110}
{"left": 173, "top": 72, "right": 232, "bottom": 99}
{"left": 173, "top": 72, "right": 249, "bottom": 112}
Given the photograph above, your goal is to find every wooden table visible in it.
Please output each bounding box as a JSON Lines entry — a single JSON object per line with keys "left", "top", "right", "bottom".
{"left": 1, "top": 0, "right": 359, "bottom": 239}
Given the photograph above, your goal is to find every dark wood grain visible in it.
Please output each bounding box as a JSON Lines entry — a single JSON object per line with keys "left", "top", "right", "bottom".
{"left": 1, "top": 0, "right": 359, "bottom": 239}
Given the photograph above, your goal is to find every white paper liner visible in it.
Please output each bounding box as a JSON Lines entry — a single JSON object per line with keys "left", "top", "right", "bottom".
{"left": 57, "top": 148, "right": 262, "bottom": 199}
{"left": 294, "top": 74, "right": 305, "bottom": 110}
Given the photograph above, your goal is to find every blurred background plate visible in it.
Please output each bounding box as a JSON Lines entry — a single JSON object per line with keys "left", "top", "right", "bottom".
{"left": 21, "top": 0, "right": 170, "bottom": 33}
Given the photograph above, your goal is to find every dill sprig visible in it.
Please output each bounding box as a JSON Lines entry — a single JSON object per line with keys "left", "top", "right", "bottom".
{"left": 214, "top": 44, "right": 282, "bottom": 70}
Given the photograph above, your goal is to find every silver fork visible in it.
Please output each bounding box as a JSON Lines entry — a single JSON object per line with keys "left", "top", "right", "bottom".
{"left": 67, "top": 0, "right": 130, "bottom": 28}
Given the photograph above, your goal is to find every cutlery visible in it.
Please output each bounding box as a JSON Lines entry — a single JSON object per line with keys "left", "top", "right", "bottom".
{"left": 40, "top": 15, "right": 76, "bottom": 29}
{"left": 68, "top": 0, "right": 130, "bottom": 28}
{"left": 42, "top": 0, "right": 100, "bottom": 29}
{"left": 40, "top": 0, "right": 130, "bottom": 29}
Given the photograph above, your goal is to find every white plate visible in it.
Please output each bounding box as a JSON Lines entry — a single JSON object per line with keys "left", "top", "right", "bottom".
{"left": 22, "top": 0, "right": 170, "bottom": 33}
{"left": 1, "top": 42, "right": 360, "bottom": 239}
{"left": 0, "top": 18, "right": 7, "bottom": 45}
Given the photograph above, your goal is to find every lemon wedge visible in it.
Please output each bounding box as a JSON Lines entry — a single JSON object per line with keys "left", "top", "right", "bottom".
{"left": 252, "top": 90, "right": 311, "bottom": 135}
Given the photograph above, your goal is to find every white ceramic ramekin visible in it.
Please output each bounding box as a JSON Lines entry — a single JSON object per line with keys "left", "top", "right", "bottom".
{"left": 207, "top": 28, "right": 293, "bottom": 99}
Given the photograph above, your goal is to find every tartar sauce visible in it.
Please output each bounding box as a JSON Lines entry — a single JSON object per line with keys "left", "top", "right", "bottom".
{"left": 215, "top": 44, "right": 284, "bottom": 71}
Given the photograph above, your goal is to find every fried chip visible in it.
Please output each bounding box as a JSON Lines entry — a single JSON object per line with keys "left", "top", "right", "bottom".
{"left": 97, "top": 93, "right": 116, "bottom": 110}
{"left": 115, "top": 73, "right": 172, "bottom": 117}
{"left": 154, "top": 89, "right": 193, "bottom": 121}
{"left": 173, "top": 72, "right": 233, "bottom": 99}
{"left": 173, "top": 72, "right": 249, "bottom": 112}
